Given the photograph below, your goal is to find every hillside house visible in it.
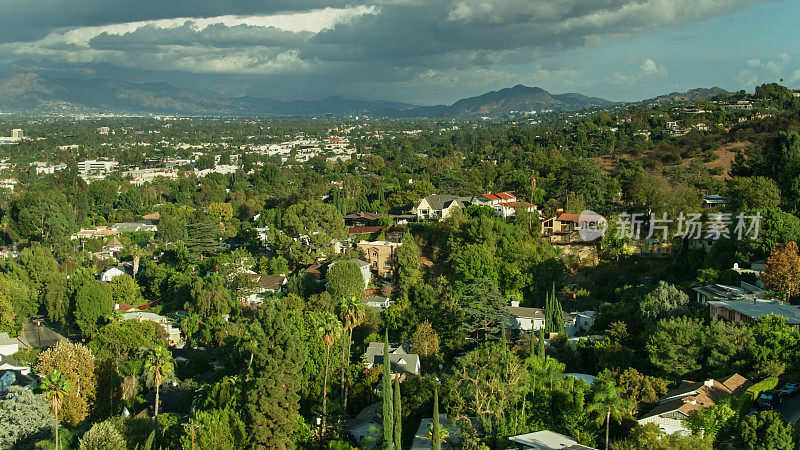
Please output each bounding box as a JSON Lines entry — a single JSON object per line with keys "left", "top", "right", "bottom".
{"left": 121, "top": 312, "right": 182, "bottom": 346}
{"left": 357, "top": 240, "right": 402, "bottom": 279}
{"left": 638, "top": 374, "right": 751, "bottom": 434}
{"left": 413, "top": 195, "right": 471, "bottom": 221}
{"left": 541, "top": 210, "right": 604, "bottom": 244}
{"left": 471, "top": 191, "right": 540, "bottom": 219}
{"left": 363, "top": 342, "right": 420, "bottom": 378}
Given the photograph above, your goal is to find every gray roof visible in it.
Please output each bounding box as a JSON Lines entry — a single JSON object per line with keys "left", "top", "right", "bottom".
{"left": 112, "top": 221, "right": 158, "bottom": 232}
{"left": 692, "top": 283, "right": 772, "bottom": 301}
{"left": 507, "top": 306, "right": 545, "bottom": 319}
{"left": 509, "top": 430, "right": 596, "bottom": 450}
{"left": 355, "top": 259, "right": 371, "bottom": 268}
{"left": 421, "top": 194, "right": 471, "bottom": 211}
{"left": 363, "top": 342, "right": 420, "bottom": 375}
{"left": 708, "top": 299, "right": 800, "bottom": 325}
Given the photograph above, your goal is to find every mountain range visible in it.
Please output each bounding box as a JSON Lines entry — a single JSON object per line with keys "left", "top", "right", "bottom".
{"left": 0, "top": 72, "right": 728, "bottom": 118}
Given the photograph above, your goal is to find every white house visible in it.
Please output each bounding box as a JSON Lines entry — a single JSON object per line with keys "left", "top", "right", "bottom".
{"left": 100, "top": 266, "right": 126, "bottom": 282}
{"left": 471, "top": 191, "right": 540, "bottom": 219}
{"left": 507, "top": 302, "right": 545, "bottom": 332}
{"left": 413, "top": 195, "right": 471, "bottom": 221}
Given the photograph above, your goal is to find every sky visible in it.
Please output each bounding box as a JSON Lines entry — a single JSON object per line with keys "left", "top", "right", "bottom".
{"left": 0, "top": 0, "right": 798, "bottom": 105}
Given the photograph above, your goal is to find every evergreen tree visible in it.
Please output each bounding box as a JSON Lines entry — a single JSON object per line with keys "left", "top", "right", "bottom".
{"left": 544, "top": 290, "right": 554, "bottom": 333}
{"left": 431, "top": 388, "right": 441, "bottom": 450}
{"left": 245, "top": 304, "right": 305, "bottom": 448}
{"left": 186, "top": 215, "right": 220, "bottom": 260}
{"left": 537, "top": 326, "right": 546, "bottom": 359}
{"left": 382, "top": 330, "right": 394, "bottom": 449}
{"left": 397, "top": 230, "right": 422, "bottom": 288}
{"left": 394, "top": 377, "right": 402, "bottom": 450}
{"left": 553, "top": 297, "right": 565, "bottom": 335}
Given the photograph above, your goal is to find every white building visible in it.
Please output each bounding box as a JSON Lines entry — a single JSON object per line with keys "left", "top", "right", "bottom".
{"left": 10, "top": 129, "right": 23, "bottom": 138}
{"left": 77, "top": 160, "right": 118, "bottom": 175}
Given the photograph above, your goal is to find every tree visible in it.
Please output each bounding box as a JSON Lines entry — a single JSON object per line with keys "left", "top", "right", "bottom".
{"left": 646, "top": 317, "right": 705, "bottom": 377}
{"left": 111, "top": 274, "right": 144, "bottom": 307}
{"left": 89, "top": 320, "right": 168, "bottom": 361}
{"left": 179, "top": 409, "right": 246, "bottom": 450}
{"left": 382, "top": 330, "right": 393, "bottom": 449}
{"left": 431, "top": 388, "right": 441, "bottom": 450}
{"left": 279, "top": 200, "right": 347, "bottom": 265}
{"left": 638, "top": 281, "right": 689, "bottom": 323}
{"left": 328, "top": 260, "right": 365, "bottom": 300}
{"left": 537, "top": 326, "right": 546, "bottom": 359}
{"left": 337, "top": 296, "right": 365, "bottom": 415}
{"left": 737, "top": 410, "right": 794, "bottom": 450}
{"left": 750, "top": 314, "right": 800, "bottom": 374}
{"left": 79, "top": 421, "right": 126, "bottom": 450}
{"left": 188, "top": 274, "right": 233, "bottom": 318}
{"left": 245, "top": 303, "right": 305, "bottom": 448}
{"left": 761, "top": 242, "right": 800, "bottom": 302}
{"left": 452, "top": 244, "right": 497, "bottom": 287}
{"left": 35, "top": 341, "right": 97, "bottom": 425}
{"left": 685, "top": 401, "right": 736, "bottom": 442}
{"left": 317, "top": 314, "right": 342, "bottom": 430}
{"left": 394, "top": 377, "right": 402, "bottom": 450}
{"left": 410, "top": 320, "right": 440, "bottom": 359}
{"left": 40, "top": 370, "right": 71, "bottom": 450}
{"left": 586, "top": 381, "right": 632, "bottom": 450}
{"left": 725, "top": 177, "right": 781, "bottom": 210}
{"left": 0, "top": 386, "right": 52, "bottom": 448}
{"left": 397, "top": 230, "right": 422, "bottom": 288}
{"left": 143, "top": 346, "right": 174, "bottom": 417}
{"left": 458, "top": 279, "right": 507, "bottom": 343}
{"left": 74, "top": 281, "right": 113, "bottom": 338}
{"left": 186, "top": 215, "right": 220, "bottom": 260}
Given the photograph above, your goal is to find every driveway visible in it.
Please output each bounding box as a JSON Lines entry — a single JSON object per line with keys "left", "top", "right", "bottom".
{"left": 778, "top": 393, "right": 800, "bottom": 425}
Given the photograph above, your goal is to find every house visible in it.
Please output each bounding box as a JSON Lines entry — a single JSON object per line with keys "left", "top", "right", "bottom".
{"left": 0, "top": 332, "right": 21, "bottom": 356}
{"left": 348, "top": 402, "right": 382, "bottom": 447}
{"left": 121, "top": 311, "right": 182, "bottom": 346}
{"left": 363, "top": 342, "right": 420, "bottom": 378}
{"left": 112, "top": 220, "right": 158, "bottom": 233}
{"left": 355, "top": 259, "right": 372, "bottom": 289}
{"left": 363, "top": 295, "right": 392, "bottom": 311}
{"left": 638, "top": 374, "right": 751, "bottom": 434}
{"left": 343, "top": 212, "right": 392, "bottom": 227}
{"left": 101, "top": 266, "right": 127, "bottom": 282}
{"left": 72, "top": 226, "right": 119, "bottom": 239}
{"left": 564, "top": 311, "right": 597, "bottom": 336}
{"left": 471, "top": 191, "right": 540, "bottom": 219}
{"left": 541, "top": 210, "right": 604, "bottom": 244}
{"left": 244, "top": 273, "right": 288, "bottom": 305}
{"left": 507, "top": 302, "right": 546, "bottom": 332}
{"left": 357, "top": 240, "right": 402, "bottom": 279}
{"left": 413, "top": 195, "right": 471, "bottom": 221}
{"left": 689, "top": 282, "right": 800, "bottom": 327}
{"left": 701, "top": 195, "right": 727, "bottom": 208}
{"left": 303, "top": 261, "right": 328, "bottom": 280}
{"left": 104, "top": 236, "right": 124, "bottom": 252}
{"left": 508, "top": 430, "right": 596, "bottom": 449}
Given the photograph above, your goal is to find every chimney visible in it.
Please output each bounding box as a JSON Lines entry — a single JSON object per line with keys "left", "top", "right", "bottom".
{"left": 704, "top": 379, "right": 714, "bottom": 388}
{"left": 511, "top": 300, "right": 520, "bottom": 308}
{"left": 556, "top": 208, "right": 564, "bottom": 215}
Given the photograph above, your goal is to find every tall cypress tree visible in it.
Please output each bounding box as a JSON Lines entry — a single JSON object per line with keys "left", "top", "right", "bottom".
{"left": 553, "top": 297, "right": 565, "bottom": 335}
{"left": 537, "top": 326, "right": 546, "bottom": 359}
{"left": 544, "top": 290, "right": 554, "bottom": 333}
{"left": 431, "top": 388, "right": 441, "bottom": 450}
{"left": 382, "top": 330, "right": 394, "bottom": 449}
{"left": 394, "top": 377, "right": 402, "bottom": 450}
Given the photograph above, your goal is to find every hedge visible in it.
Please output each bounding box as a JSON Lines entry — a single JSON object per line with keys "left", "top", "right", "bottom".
{"left": 731, "top": 377, "right": 779, "bottom": 415}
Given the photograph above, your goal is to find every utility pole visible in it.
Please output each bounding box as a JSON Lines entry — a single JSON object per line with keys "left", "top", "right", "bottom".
{"left": 181, "top": 423, "right": 203, "bottom": 450}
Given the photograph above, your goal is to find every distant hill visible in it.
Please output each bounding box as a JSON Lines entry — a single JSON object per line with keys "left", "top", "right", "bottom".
{"left": 641, "top": 87, "right": 731, "bottom": 105}
{"left": 0, "top": 72, "right": 728, "bottom": 118}
{"left": 408, "top": 85, "right": 614, "bottom": 117}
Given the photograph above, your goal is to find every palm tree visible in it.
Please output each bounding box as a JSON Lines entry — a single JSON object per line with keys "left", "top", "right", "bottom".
{"left": 319, "top": 315, "right": 342, "bottom": 430}
{"left": 337, "top": 296, "right": 365, "bottom": 416}
{"left": 143, "top": 346, "right": 174, "bottom": 417}
{"left": 40, "top": 370, "right": 71, "bottom": 449}
{"left": 586, "top": 381, "right": 632, "bottom": 450}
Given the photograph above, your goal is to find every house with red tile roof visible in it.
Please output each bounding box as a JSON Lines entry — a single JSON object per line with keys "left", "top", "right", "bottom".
{"left": 471, "top": 191, "right": 541, "bottom": 219}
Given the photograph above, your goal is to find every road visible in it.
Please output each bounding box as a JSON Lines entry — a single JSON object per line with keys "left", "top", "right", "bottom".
{"left": 778, "top": 393, "right": 800, "bottom": 425}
